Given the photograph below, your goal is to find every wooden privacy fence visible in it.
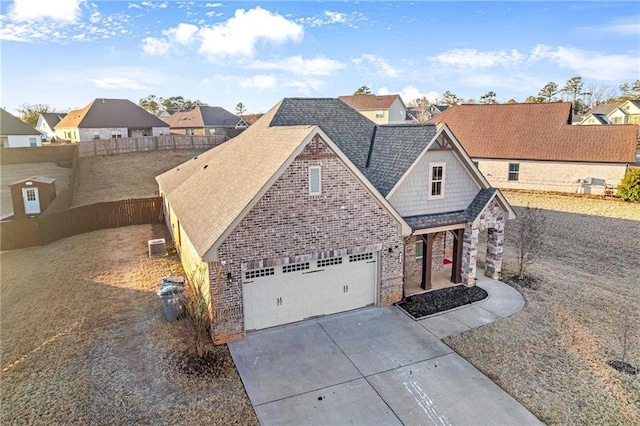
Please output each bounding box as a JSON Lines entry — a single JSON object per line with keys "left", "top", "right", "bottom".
{"left": 78, "top": 135, "right": 227, "bottom": 157}
{"left": 1, "top": 197, "right": 163, "bottom": 251}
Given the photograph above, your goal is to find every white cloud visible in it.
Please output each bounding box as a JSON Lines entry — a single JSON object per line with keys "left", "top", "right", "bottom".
{"left": 428, "top": 49, "right": 524, "bottom": 68}
{"left": 248, "top": 56, "right": 345, "bottom": 76}
{"left": 198, "top": 7, "right": 303, "bottom": 59}
{"left": 164, "top": 23, "right": 198, "bottom": 44}
{"left": 205, "top": 11, "right": 223, "bottom": 17}
{"left": 284, "top": 78, "right": 324, "bottom": 95}
{"left": 528, "top": 44, "right": 639, "bottom": 81}
{"left": 352, "top": 54, "right": 400, "bottom": 78}
{"left": 140, "top": 1, "right": 168, "bottom": 9}
{"left": 87, "top": 67, "right": 167, "bottom": 91}
{"left": 579, "top": 16, "right": 640, "bottom": 36}
{"left": 204, "top": 3, "right": 222, "bottom": 8}
{"left": 8, "top": 0, "right": 85, "bottom": 23}
{"left": 299, "top": 10, "right": 364, "bottom": 28}
{"left": 399, "top": 86, "right": 440, "bottom": 105}
{"left": 239, "top": 75, "right": 278, "bottom": 90}
{"left": 141, "top": 37, "right": 170, "bottom": 55}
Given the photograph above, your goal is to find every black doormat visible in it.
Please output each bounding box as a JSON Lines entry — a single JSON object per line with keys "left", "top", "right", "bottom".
{"left": 398, "top": 285, "right": 488, "bottom": 319}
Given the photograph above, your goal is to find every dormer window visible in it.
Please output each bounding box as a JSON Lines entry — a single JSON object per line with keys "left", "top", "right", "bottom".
{"left": 309, "top": 166, "right": 321, "bottom": 196}
{"left": 375, "top": 110, "right": 384, "bottom": 118}
{"left": 428, "top": 163, "right": 445, "bottom": 199}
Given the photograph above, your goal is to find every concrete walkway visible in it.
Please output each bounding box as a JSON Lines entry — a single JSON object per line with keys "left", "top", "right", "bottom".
{"left": 414, "top": 275, "right": 525, "bottom": 338}
{"left": 229, "top": 278, "right": 540, "bottom": 425}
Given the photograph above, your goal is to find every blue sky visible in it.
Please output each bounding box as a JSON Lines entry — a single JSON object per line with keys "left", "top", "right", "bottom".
{"left": 1, "top": 0, "right": 638, "bottom": 115}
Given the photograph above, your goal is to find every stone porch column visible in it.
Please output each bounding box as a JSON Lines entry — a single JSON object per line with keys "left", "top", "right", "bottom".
{"left": 461, "top": 224, "right": 479, "bottom": 286}
{"left": 485, "top": 227, "right": 504, "bottom": 280}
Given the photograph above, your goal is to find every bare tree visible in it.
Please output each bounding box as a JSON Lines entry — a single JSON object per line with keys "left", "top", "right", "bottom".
{"left": 514, "top": 205, "right": 546, "bottom": 279}
{"left": 584, "top": 84, "right": 616, "bottom": 109}
{"left": 410, "top": 96, "right": 430, "bottom": 123}
{"left": 616, "top": 304, "right": 638, "bottom": 364}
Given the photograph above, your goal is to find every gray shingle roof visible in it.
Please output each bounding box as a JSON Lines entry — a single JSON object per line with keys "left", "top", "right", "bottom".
{"left": 270, "top": 98, "right": 437, "bottom": 196}
{"left": 40, "top": 112, "right": 67, "bottom": 128}
{"left": 1, "top": 109, "right": 41, "bottom": 136}
{"left": 56, "top": 99, "right": 168, "bottom": 129}
{"left": 403, "top": 188, "right": 498, "bottom": 231}
{"left": 164, "top": 106, "right": 242, "bottom": 128}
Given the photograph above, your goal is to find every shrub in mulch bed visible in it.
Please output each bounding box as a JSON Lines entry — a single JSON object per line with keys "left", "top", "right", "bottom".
{"left": 607, "top": 360, "right": 637, "bottom": 375}
{"left": 398, "top": 285, "right": 488, "bottom": 319}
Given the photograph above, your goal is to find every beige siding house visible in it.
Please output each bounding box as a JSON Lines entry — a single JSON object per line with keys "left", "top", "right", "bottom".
{"left": 157, "top": 98, "right": 515, "bottom": 344}
{"left": 164, "top": 106, "right": 247, "bottom": 138}
{"left": 338, "top": 94, "right": 408, "bottom": 124}
{"left": 54, "top": 98, "right": 169, "bottom": 142}
{"left": 429, "top": 102, "right": 638, "bottom": 195}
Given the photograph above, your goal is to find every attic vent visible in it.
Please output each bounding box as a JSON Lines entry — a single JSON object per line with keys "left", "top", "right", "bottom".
{"left": 148, "top": 238, "right": 167, "bottom": 257}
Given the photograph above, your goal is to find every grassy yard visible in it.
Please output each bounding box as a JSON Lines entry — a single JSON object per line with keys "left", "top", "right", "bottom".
{"left": 448, "top": 190, "right": 640, "bottom": 425}
{"left": 0, "top": 225, "right": 257, "bottom": 425}
{"left": 72, "top": 150, "right": 206, "bottom": 206}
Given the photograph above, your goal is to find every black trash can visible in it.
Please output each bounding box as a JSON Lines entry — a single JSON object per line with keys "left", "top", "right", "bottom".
{"left": 158, "top": 284, "right": 185, "bottom": 322}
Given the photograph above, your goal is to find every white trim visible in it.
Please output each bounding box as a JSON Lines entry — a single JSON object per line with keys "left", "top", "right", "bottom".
{"left": 415, "top": 239, "right": 424, "bottom": 259}
{"left": 309, "top": 166, "right": 322, "bottom": 196}
{"left": 428, "top": 162, "right": 446, "bottom": 199}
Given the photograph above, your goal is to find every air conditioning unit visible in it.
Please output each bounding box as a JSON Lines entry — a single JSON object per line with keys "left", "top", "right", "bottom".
{"left": 148, "top": 238, "right": 167, "bottom": 257}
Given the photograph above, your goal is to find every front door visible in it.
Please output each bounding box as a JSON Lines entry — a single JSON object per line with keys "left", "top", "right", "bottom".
{"left": 22, "top": 187, "right": 40, "bottom": 215}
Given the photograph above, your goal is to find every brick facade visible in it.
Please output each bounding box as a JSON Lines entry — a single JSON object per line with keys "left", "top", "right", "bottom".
{"left": 210, "top": 137, "right": 404, "bottom": 344}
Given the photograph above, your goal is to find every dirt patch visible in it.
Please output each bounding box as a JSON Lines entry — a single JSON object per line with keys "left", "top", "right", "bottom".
{"left": 398, "top": 285, "right": 488, "bottom": 318}
{"left": 0, "top": 225, "right": 257, "bottom": 425}
{"left": 72, "top": 150, "right": 206, "bottom": 206}
{"left": 447, "top": 191, "right": 640, "bottom": 424}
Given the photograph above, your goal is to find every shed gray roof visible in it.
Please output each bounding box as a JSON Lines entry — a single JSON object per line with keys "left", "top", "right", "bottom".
{"left": 1, "top": 109, "right": 41, "bottom": 136}
{"left": 270, "top": 98, "right": 437, "bottom": 196}
{"left": 403, "top": 188, "right": 499, "bottom": 231}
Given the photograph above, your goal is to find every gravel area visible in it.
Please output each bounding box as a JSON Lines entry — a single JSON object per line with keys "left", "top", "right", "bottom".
{"left": 1, "top": 225, "right": 257, "bottom": 425}
{"left": 446, "top": 190, "right": 640, "bottom": 425}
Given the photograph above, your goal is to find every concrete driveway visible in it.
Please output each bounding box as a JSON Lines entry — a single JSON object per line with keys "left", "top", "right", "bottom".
{"left": 229, "top": 307, "right": 541, "bottom": 425}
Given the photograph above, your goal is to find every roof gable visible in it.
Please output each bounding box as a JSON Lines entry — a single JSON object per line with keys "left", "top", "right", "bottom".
{"left": 0, "top": 109, "right": 41, "bottom": 136}
{"left": 338, "top": 94, "right": 402, "bottom": 110}
{"left": 429, "top": 103, "right": 637, "bottom": 163}
{"left": 164, "top": 106, "right": 242, "bottom": 128}
{"left": 55, "top": 99, "right": 168, "bottom": 129}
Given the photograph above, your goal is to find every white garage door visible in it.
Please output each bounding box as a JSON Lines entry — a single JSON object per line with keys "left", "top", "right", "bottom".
{"left": 242, "top": 252, "right": 378, "bottom": 331}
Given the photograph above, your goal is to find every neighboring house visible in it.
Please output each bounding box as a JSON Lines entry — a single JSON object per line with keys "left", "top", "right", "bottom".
{"left": 605, "top": 100, "right": 640, "bottom": 125}
{"left": 156, "top": 110, "right": 173, "bottom": 121}
{"left": 578, "top": 102, "right": 622, "bottom": 125}
{"left": 407, "top": 104, "right": 450, "bottom": 123}
{"left": 428, "top": 102, "right": 638, "bottom": 194}
{"left": 36, "top": 112, "right": 67, "bottom": 141}
{"left": 54, "top": 98, "right": 170, "bottom": 142}
{"left": 164, "top": 106, "right": 247, "bottom": 138}
{"left": 338, "top": 94, "right": 408, "bottom": 124}
{"left": 240, "top": 113, "right": 264, "bottom": 126}
{"left": 156, "top": 98, "right": 515, "bottom": 344}
{"left": 0, "top": 109, "right": 42, "bottom": 148}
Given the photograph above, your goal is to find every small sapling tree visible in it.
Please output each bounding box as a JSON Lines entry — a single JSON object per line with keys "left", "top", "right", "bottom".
{"left": 514, "top": 205, "right": 546, "bottom": 280}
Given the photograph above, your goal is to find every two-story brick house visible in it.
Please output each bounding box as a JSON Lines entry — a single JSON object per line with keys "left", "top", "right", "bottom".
{"left": 156, "top": 98, "right": 515, "bottom": 344}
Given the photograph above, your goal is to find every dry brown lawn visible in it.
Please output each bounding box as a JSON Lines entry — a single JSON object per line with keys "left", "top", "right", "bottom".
{"left": 448, "top": 190, "right": 640, "bottom": 425}
{"left": 0, "top": 225, "right": 257, "bottom": 425}
{"left": 72, "top": 150, "right": 206, "bottom": 207}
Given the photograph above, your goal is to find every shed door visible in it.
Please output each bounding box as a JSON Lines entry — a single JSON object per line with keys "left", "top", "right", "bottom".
{"left": 22, "top": 187, "right": 41, "bottom": 215}
{"left": 242, "top": 252, "right": 378, "bottom": 331}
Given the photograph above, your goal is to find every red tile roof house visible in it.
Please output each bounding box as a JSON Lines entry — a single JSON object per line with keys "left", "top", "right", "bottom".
{"left": 429, "top": 102, "right": 638, "bottom": 195}
{"left": 156, "top": 98, "right": 515, "bottom": 344}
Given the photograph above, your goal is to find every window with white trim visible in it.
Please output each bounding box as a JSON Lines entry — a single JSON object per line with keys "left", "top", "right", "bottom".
{"left": 415, "top": 240, "right": 424, "bottom": 259}
{"left": 428, "top": 163, "right": 445, "bottom": 199}
{"left": 29, "top": 138, "right": 37, "bottom": 147}
{"left": 508, "top": 163, "right": 519, "bottom": 181}
{"left": 111, "top": 130, "right": 122, "bottom": 138}
{"left": 375, "top": 110, "right": 384, "bottom": 118}
{"left": 93, "top": 131, "right": 100, "bottom": 140}
{"left": 309, "top": 166, "right": 321, "bottom": 195}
